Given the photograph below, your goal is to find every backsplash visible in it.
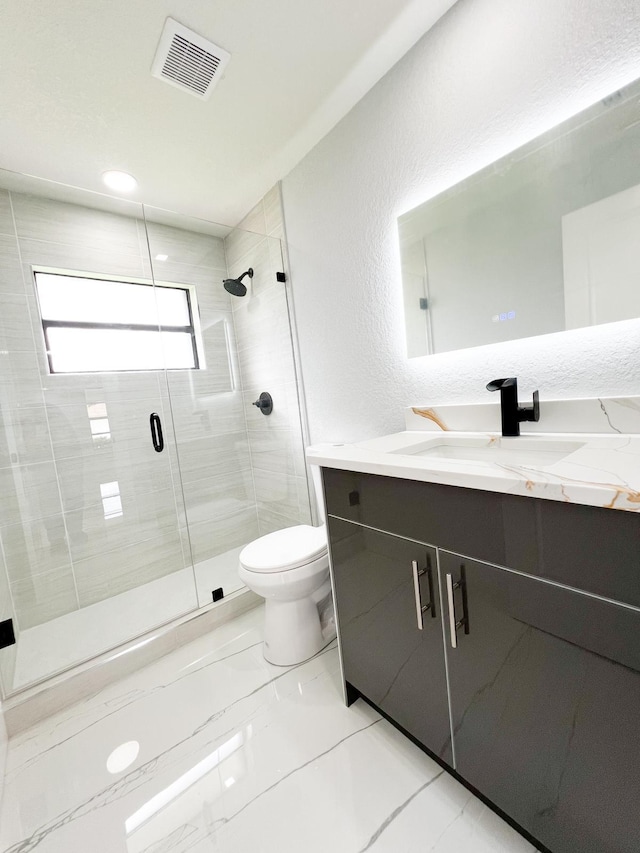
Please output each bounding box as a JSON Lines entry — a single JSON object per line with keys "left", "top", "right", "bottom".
{"left": 406, "top": 396, "right": 640, "bottom": 434}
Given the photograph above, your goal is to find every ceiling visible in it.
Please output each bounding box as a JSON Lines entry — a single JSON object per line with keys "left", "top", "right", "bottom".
{"left": 0, "top": 0, "right": 456, "bottom": 227}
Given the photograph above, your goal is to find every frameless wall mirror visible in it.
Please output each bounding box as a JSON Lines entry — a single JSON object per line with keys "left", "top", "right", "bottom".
{"left": 399, "top": 76, "right": 640, "bottom": 357}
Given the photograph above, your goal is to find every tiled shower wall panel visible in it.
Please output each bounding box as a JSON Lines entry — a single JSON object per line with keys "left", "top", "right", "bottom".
{"left": 225, "top": 185, "right": 311, "bottom": 536}
{"left": 0, "top": 543, "right": 16, "bottom": 689}
{"left": 0, "top": 188, "right": 78, "bottom": 633}
{"left": 145, "top": 220, "right": 260, "bottom": 566}
{"left": 0, "top": 193, "right": 19, "bottom": 683}
{"left": 0, "top": 188, "right": 257, "bottom": 630}
{"left": 0, "top": 699, "right": 6, "bottom": 809}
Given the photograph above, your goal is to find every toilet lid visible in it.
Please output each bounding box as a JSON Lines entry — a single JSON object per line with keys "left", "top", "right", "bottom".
{"left": 240, "top": 525, "right": 327, "bottom": 573}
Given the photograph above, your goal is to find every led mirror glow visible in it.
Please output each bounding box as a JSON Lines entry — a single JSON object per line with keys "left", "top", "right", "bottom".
{"left": 107, "top": 741, "right": 140, "bottom": 774}
{"left": 102, "top": 170, "right": 138, "bottom": 193}
{"left": 398, "top": 74, "right": 640, "bottom": 357}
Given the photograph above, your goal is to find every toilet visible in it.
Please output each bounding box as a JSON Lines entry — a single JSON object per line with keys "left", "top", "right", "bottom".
{"left": 238, "top": 463, "right": 335, "bottom": 666}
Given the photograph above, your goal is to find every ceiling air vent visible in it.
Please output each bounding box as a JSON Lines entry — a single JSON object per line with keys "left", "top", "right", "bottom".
{"left": 151, "top": 18, "right": 231, "bottom": 100}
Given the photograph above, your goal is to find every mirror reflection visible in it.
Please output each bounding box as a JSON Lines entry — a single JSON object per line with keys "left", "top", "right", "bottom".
{"left": 399, "top": 76, "right": 640, "bottom": 357}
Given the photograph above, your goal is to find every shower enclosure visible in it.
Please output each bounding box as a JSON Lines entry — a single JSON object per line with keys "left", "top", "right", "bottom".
{"left": 0, "top": 168, "right": 311, "bottom": 697}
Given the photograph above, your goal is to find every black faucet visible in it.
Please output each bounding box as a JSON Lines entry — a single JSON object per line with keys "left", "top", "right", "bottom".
{"left": 486, "top": 377, "right": 540, "bottom": 437}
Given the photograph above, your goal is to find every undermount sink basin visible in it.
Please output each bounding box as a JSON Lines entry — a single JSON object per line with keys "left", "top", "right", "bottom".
{"left": 390, "top": 435, "right": 585, "bottom": 467}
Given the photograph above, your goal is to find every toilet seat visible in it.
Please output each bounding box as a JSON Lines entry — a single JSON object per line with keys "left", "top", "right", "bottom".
{"left": 239, "top": 524, "right": 327, "bottom": 573}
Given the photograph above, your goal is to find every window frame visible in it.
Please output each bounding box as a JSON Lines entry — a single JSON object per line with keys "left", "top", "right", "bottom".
{"left": 32, "top": 267, "right": 205, "bottom": 375}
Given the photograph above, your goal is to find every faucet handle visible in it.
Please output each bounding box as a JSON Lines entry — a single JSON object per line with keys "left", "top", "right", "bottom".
{"left": 486, "top": 377, "right": 517, "bottom": 392}
{"left": 519, "top": 389, "right": 540, "bottom": 423}
{"left": 532, "top": 389, "right": 540, "bottom": 422}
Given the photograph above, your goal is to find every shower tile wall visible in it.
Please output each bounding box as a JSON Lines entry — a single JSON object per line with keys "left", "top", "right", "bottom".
{"left": 0, "top": 701, "right": 6, "bottom": 813}
{"left": 0, "top": 188, "right": 254, "bottom": 636}
{"left": 145, "top": 220, "right": 260, "bottom": 568}
{"left": 0, "top": 544, "right": 16, "bottom": 689}
{"left": 225, "top": 185, "right": 312, "bottom": 536}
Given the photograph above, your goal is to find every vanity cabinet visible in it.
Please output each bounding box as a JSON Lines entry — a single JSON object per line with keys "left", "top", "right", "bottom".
{"left": 323, "top": 467, "right": 640, "bottom": 608}
{"left": 440, "top": 551, "right": 640, "bottom": 853}
{"left": 323, "top": 468, "right": 640, "bottom": 853}
{"left": 328, "top": 517, "right": 451, "bottom": 762}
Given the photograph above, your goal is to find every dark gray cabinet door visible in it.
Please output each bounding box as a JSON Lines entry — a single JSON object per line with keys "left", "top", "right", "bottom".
{"left": 328, "top": 516, "right": 452, "bottom": 763}
{"left": 439, "top": 551, "right": 640, "bottom": 853}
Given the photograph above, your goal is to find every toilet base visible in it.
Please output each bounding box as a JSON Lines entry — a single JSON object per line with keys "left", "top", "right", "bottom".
{"left": 262, "top": 596, "right": 326, "bottom": 666}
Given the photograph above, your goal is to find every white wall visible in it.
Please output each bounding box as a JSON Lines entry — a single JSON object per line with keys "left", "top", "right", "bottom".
{"left": 282, "top": 0, "right": 640, "bottom": 443}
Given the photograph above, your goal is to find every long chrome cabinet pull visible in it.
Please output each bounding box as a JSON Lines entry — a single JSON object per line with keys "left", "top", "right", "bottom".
{"left": 411, "top": 557, "right": 436, "bottom": 631}
{"left": 446, "top": 565, "right": 470, "bottom": 648}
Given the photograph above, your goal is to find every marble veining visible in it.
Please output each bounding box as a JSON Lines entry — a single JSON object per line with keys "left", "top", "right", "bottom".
{"left": 0, "top": 607, "right": 537, "bottom": 853}
{"left": 410, "top": 408, "right": 449, "bottom": 430}
{"left": 309, "top": 418, "right": 640, "bottom": 513}
{"left": 405, "top": 395, "right": 640, "bottom": 435}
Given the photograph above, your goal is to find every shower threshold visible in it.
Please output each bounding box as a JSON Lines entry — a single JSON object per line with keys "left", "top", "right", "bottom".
{"left": 9, "top": 546, "right": 245, "bottom": 693}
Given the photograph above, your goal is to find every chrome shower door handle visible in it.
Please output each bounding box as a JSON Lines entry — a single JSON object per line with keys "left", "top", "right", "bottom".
{"left": 445, "top": 565, "right": 469, "bottom": 649}
{"left": 149, "top": 413, "right": 164, "bottom": 453}
{"left": 411, "top": 557, "right": 436, "bottom": 631}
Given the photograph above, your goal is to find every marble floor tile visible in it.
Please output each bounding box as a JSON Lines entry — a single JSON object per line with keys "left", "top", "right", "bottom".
{"left": 0, "top": 607, "right": 539, "bottom": 853}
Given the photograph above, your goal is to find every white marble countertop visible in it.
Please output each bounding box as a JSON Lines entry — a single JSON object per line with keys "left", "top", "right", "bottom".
{"left": 307, "top": 430, "right": 640, "bottom": 513}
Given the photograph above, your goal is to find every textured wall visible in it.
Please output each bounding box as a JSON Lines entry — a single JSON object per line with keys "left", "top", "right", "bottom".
{"left": 282, "top": 0, "right": 640, "bottom": 443}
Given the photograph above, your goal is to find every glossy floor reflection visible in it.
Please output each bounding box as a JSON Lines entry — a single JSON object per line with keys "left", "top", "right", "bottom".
{"left": 0, "top": 606, "right": 539, "bottom": 853}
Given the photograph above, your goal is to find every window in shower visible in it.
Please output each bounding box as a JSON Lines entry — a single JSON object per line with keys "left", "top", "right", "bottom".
{"left": 33, "top": 269, "right": 202, "bottom": 373}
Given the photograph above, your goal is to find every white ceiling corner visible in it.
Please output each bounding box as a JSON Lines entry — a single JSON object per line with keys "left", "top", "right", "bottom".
{"left": 0, "top": 0, "right": 457, "bottom": 227}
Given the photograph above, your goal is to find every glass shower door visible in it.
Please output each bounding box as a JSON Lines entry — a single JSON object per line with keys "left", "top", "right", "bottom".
{"left": 144, "top": 200, "right": 312, "bottom": 609}
{"left": 144, "top": 209, "right": 253, "bottom": 607}
{"left": 0, "top": 171, "right": 198, "bottom": 695}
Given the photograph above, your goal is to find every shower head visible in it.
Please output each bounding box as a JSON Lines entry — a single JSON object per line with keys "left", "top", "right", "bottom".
{"left": 223, "top": 268, "right": 253, "bottom": 297}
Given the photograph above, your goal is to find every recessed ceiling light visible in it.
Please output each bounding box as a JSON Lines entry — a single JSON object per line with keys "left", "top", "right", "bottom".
{"left": 155, "top": 254, "right": 168, "bottom": 261}
{"left": 102, "top": 170, "right": 138, "bottom": 193}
